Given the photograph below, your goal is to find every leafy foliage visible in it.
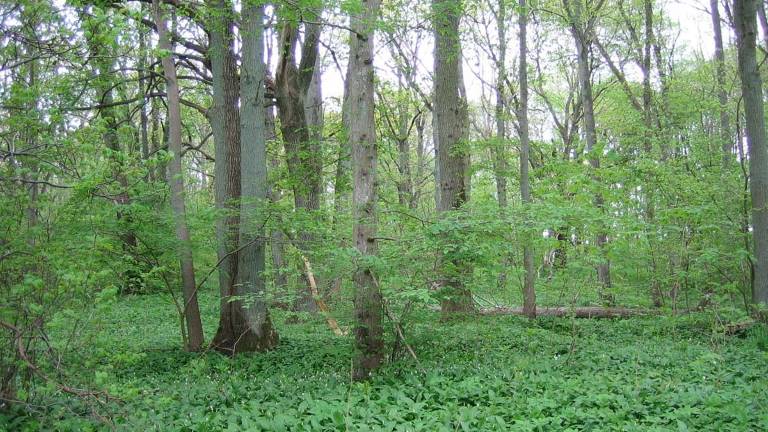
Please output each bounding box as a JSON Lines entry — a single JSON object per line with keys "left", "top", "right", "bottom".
{"left": 3, "top": 294, "right": 767, "bottom": 430}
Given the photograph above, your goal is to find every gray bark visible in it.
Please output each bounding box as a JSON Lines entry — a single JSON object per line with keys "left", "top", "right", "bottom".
{"left": 153, "top": 0, "right": 205, "bottom": 351}
{"left": 348, "top": 0, "right": 384, "bottom": 380}
{"left": 734, "top": 0, "right": 768, "bottom": 306}
{"left": 712, "top": 0, "right": 732, "bottom": 164}
{"left": 275, "top": 17, "right": 323, "bottom": 313}
{"left": 433, "top": 0, "right": 474, "bottom": 313}
{"left": 493, "top": 0, "right": 508, "bottom": 209}
{"left": 519, "top": 0, "right": 537, "bottom": 319}
{"left": 564, "top": 0, "right": 612, "bottom": 291}
{"left": 233, "top": 1, "right": 279, "bottom": 349}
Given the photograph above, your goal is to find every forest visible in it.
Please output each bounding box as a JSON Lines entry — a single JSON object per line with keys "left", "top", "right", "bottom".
{"left": 1, "top": 0, "right": 768, "bottom": 429}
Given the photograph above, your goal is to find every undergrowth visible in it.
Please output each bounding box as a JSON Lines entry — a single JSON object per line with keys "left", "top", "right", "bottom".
{"left": 2, "top": 293, "right": 767, "bottom": 431}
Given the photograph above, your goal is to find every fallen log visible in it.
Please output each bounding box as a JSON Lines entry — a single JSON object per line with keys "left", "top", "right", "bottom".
{"left": 480, "top": 306, "right": 656, "bottom": 318}
{"left": 301, "top": 255, "right": 347, "bottom": 336}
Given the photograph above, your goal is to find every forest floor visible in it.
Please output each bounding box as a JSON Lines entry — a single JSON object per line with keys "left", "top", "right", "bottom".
{"left": 5, "top": 292, "right": 768, "bottom": 431}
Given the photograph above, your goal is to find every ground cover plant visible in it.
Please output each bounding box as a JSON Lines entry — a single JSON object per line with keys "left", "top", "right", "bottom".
{"left": 3, "top": 293, "right": 767, "bottom": 431}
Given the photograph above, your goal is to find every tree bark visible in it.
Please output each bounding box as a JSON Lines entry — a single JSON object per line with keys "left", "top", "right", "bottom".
{"left": 712, "top": 0, "right": 732, "bottom": 164}
{"left": 433, "top": 0, "right": 474, "bottom": 314}
{"left": 519, "top": 0, "right": 537, "bottom": 319}
{"left": 235, "top": 1, "right": 280, "bottom": 350}
{"left": 347, "top": 0, "right": 384, "bottom": 379}
{"left": 265, "top": 89, "right": 289, "bottom": 302}
{"left": 153, "top": 0, "right": 205, "bottom": 352}
{"left": 734, "top": 0, "right": 768, "bottom": 306}
{"left": 564, "top": 0, "right": 612, "bottom": 293}
{"left": 494, "top": 0, "right": 508, "bottom": 209}
{"left": 138, "top": 7, "right": 151, "bottom": 166}
{"left": 206, "top": 0, "right": 256, "bottom": 354}
{"left": 275, "top": 17, "right": 323, "bottom": 313}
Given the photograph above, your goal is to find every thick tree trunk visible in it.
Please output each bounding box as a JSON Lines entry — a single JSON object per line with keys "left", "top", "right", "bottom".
{"left": 348, "top": 0, "right": 384, "bottom": 380}
{"left": 433, "top": 0, "right": 474, "bottom": 314}
{"left": 276, "top": 19, "right": 323, "bottom": 313}
{"left": 153, "top": 0, "right": 205, "bottom": 352}
{"left": 205, "top": 0, "right": 244, "bottom": 354}
{"left": 234, "top": 1, "right": 279, "bottom": 350}
{"left": 519, "top": 0, "right": 537, "bottom": 319}
{"left": 735, "top": 0, "right": 768, "bottom": 306}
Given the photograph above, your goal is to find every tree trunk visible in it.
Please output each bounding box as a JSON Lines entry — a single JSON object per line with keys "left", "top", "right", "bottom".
{"left": 265, "top": 91, "right": 289, "bottom": 303}
{"left": 519, "top": 0, "right": 537, "bottom": 319}
{"left": 734, "top": 0, "right": 768, "bottom": 306}
{"left": 494, "top": 0, "right": 508, "bottom": 209}
{"left": 565, "top": 0, "right": 612, "bottom": 293}
{"left": 712, "top": 0, "right": 732, "bottom": 164}
{"left": 138, "top": 8, "right": 150, "bottom": 166}
{"left": 275, "top": 18, "right": 323, "bottom": 313}
{"left": 235, "top": 1, "right": 280, "bottom": 350}
{"left": 756, "top": 0, "right": 768, "bottom": 51}
{"left": 86, "top": 11, "right": 141, "bottom": 293}
{"left": 153, "top": 0, "right": 205, "bottom": 352}
{"left": 433, "top": 0, "right": 474, "bottom": 314}
{"left": 348, "top": 0, "right": 384, "bottom": 380}
{"left": 205, "top": 0, "right": 243, "bottom": 354}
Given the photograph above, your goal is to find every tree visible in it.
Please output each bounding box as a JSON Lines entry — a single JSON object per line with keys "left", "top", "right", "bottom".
{"left": 152, "top": 0, "right": 205, "bottom": 351}
{"left": 233, "top": 0, "right": 279, "bottom": 349}
{"left": 519, "top": 0, "right": 536, "bottom": 318}
{"left": 207, "top": 0, "right": 278, "bottom": 354}
{"left": 84, "top": 9, "right": 141, "bottom": 293}
{"left": 563, "top": 0, "right": 612, "bottom": 293}
{"left": 711, "top": 0, "right": 732, "bottom": 164}
{"left": 734, "top": 0, "right": 768, "bottom": 307}
{"left": 433, "top": 0, "right": 474, "bottom": 314}
{"left": 347, "top": 0, "right": 384, "bottom": 380}
{"left": 275, "top": 10, "right": 324, "bottom": 313}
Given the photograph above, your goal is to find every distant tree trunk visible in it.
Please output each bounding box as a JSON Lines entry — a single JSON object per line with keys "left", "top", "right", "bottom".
{"left": 756, "top": 0, "right": 768, "bottom": 51}
{"left": 395, "top": 100, "right": 415, "bottom": 208}
{"left": 153, "top": 0, "right": 205, "bottom": 351}
{"left": 519, "top": 0, "right": 537, "bottom": 319}
{"left": 494, "top": 0, "right": 508, "bottom": 209}
{"left": 642, "top": 0, "right": 654, "bottom": 154}
{"left": 433, "top": 0, "right": 474, "bottom": 314}
{"left": 348, "top": 0, "right": 384, "bottom": 380}
{"left": 86, "top": 11, "right": 140, "bottom": 293}
{"left": 275, "top": 18, "right": 323, "bottom": 313}
{"left": 564, "top": 0, "right": 611, "bottom": 292}
{"left": 137, "top": 8, "right": 150, "bottom": 166}
{"left": 491, "top": 0, "right": 510, "bottom": 290}
{"left": 265, "top": 86, "right": 289, "bottom": 301}
{"left": 734, "top": 0, "right": 768, "bottom": 306}
{"left": 711, "top": 0, "right": 732, "bottom": 164}
{"left": 150, "top": 85, "right": 161, "bottom": 182}
{"left": 413, "top": 114, "right": 426, "bottom": 208}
